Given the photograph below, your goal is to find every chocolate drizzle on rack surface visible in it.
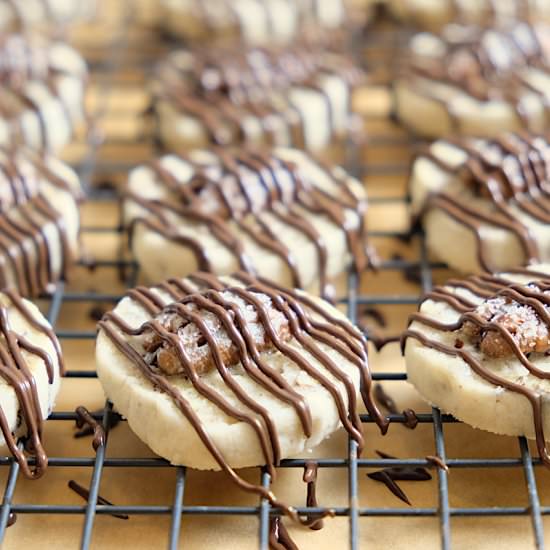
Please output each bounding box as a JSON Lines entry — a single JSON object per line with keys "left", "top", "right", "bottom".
{"left": 402, "top": 269, "right": 550, "bottom": 467}
{"left": 0, "top": 148, "right": 79, "bottom": 296}
{"left": 127, "top": 149, "right": 373, "bottom": 301}
{"left": 99, "top": 272, "right": 387, "bottom": 523}
{"left": 413, "top": 132, "right": 550, "bottom": 272}
{"left": 0, "top": 289, "right": 62, "bottom": 479}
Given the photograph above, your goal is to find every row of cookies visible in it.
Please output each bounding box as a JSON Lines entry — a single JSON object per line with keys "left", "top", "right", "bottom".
{"left": 5, "top": 2, "right": 550, "bottom": 533}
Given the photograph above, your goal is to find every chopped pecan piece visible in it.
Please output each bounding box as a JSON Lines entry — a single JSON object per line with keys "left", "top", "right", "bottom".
{"left": 461, "top": 285, "right": 550, "bottom": 358}
{"left": 140, "top": 290, "right": 291, "bottom": 376}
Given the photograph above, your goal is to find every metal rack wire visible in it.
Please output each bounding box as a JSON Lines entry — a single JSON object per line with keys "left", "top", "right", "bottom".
{"left": 0, "top": 7, "right": 548, "bottom": 550}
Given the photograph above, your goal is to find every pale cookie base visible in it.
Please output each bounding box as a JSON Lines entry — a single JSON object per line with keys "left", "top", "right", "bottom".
{"left": 96, "top": 277, "right": 363, "bottom": 470}
{"left": 125, "top": 148, "right": 365, "bottom": 294}
{"left": 405, "top": 265, "right": 550, "bottom": 442}
{"left": 0, "top": 294, "right": 62, "bottom": 454}
{"left": 409, "top": 140, "right": 550, "bottom": 273}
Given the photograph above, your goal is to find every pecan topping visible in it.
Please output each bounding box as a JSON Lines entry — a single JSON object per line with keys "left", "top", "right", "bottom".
{"left": 462, "top": 285, "right": 550, "bottom": 358}
{"left": 140, "top": 291, "right": 291, "bottom": 375}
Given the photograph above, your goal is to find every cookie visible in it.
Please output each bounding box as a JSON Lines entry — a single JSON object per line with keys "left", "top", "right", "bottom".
{"left": 124, "top": 147, "right": 373, "bottom": 301}
{"left": 0, "top": 147, "right": 82, "bottom": 296}
{"left": 409, "top": 132, "right": 550, "bottom": 274}
{"left": 388, "top": 0, "right": 550, "bottom": 30}
{"left": 152, "top": 43, "right": 364, "bottom": 152}
{"left": 0, "top": 289, "right": 63, "bottom": 478}
{"left": 96, "top": 272, "right": 387, "bottom": 495}
{"left": 158, "top": 0, "right": 351, "bottom": 45}
{"left": 403, "top": 264, "right": 550, "bottom": 466}
{"left": 394, "top": 23, "right": 550, "bottom": 138}
{"left": 0, "top": 34, "right": 88, "bottom": 151}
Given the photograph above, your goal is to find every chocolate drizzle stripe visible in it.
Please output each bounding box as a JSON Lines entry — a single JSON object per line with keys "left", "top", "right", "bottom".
{"left": 0, "top": 148, "right": 77, "bottom": 297}
{"left": 0, "top": 291, "right": 61, "bottom": 478}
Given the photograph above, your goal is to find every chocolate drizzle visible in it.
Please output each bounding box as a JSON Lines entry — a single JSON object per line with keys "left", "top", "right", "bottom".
{"left": 155, "top": 42, "right": 363, "bottom": 149}
{"left": 403, "top": 23, "right": 550, "bottom": 133}
{"left": 413, "top": 132, "right": 550, "bottom": 272}
{"left": 99, "top": 272, "right": 387, "bottom": 523}
{"left": 403, "top": 269, "right": 550, "bottom": 466}
{"left": 303, "top": 461, "right": 323, "bottom": 530}
{"left": 0, "top": 148, "right": 79, "bottom": 296}
{"left": 127, "top": 149, "right": 373, "bottom": 301}
{"left": 269, "top": 517, "right": 298, "bottom": 550}
{"left": 68, "top": 480, "right": 129, "bottom": 520}
{"left": 75, "top": 406, "right": 105, "bottom": 451}
{"left": 0, "top": 289, "right": 62, "bottom": 479}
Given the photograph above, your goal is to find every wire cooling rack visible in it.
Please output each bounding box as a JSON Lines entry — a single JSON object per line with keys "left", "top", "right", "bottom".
{"left": 0, "top": 7, "right": 548, "bottom": 550}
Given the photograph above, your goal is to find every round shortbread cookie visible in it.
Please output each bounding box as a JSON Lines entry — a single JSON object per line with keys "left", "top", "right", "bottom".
{"left": 96, "top": 273, "right": 387, "bottom": 472}
{"left": 153, "top": 44, "right": 364, "bottom": 153}
{"left": 394, "top": 23, "right": 550, "bottom": 138}
{"left": 0, "top": 34, "right": 87, "bottom": 152}
{"left": 409, "top": 132, "right": 550, "bottom": 274}
{"left": 124, "top": 148, "right": 373, "bottom": 301}
{"left": 0, "top": 147, "right": 82, "bottom": 296}
{"left": 404, "top": 264, "right": 550, "bottom": 465}
{"left": 0, "top": 289, "right": 63, "bottom": 478}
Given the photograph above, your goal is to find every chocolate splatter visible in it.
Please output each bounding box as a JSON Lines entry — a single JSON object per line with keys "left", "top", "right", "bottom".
{"left": 403, "top": 408, "right": 419, "bottom": 429}
{"left": 68, "top": 480, "right": 128, "bottom": 520}
{"left": 359, "top": 307, "right": 387, "bottom": 328}
{"left": 368, "top": 450, "right": 433, "bottom": 505}
{"left": 373, "top": 384, "right": 419, "bottom": 429}
{"left": 88, "top": 305, "right": 108, "bottom": 322}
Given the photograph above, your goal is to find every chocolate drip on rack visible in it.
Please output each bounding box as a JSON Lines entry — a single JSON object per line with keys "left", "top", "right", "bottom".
{"left": 75, "top": 406, "right": 105, "bottom": 451}
{"left": 404, "top": 23, "right": 550, "bottom": 131}
{"left": 99, "top": 273, "right": 387, "bottom": 523}
{"left": 128, "top": 149, "right": 372, "bottom": 300}
{"left": 0, "top": 149, "right": 77, "bottom": 296}
{"left": 303, "top": 461, "right": 323, "bottom": 530}
{"left": 402, "top": 269, "right": 550, "bottom": 467}
{"left": 269, "top": 517, "right": 298, "bottom": 550}
{"left": 414, "top": 132, "right": 550, "bottom": 272}
{"left": 0, "top": 290, "right": 62, "bottom": 479}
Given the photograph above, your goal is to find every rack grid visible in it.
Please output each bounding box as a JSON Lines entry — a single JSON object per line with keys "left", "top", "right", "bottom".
{"left": 0, "top": 7, "right": 548, "bottom": 550}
